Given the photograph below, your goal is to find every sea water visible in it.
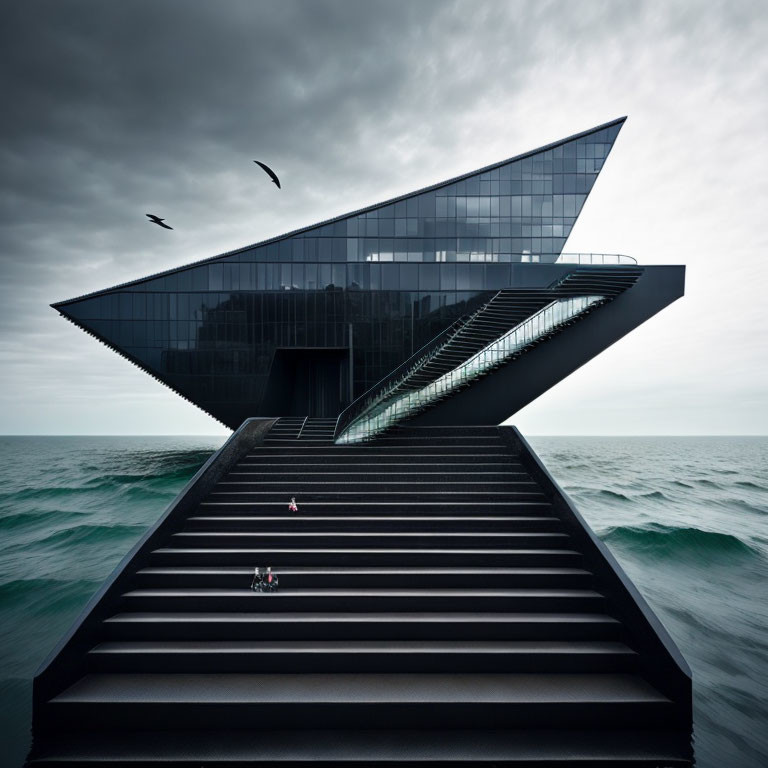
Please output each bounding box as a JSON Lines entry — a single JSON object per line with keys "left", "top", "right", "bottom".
{"left": 0, "top": 435, "right": 766, "bottom": 767}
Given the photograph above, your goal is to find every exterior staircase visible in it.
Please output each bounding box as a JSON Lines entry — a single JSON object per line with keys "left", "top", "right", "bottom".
{"left": 30, "top": 418, "right": 692, "bottom": 765}
{"left": 335, "top": 268, "right": 643, "bottom": 443}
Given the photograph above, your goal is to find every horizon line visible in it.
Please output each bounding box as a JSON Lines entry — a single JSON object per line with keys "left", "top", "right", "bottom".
{"left": 0, "top": 433, "right": 765, "bottom": 438}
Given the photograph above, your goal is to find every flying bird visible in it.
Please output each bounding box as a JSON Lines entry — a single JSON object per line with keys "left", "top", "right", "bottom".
{"left": 146, "top": 214, "right": 173, "bottom": 230}
{"left": 253, "top": 160, "right": 281, "bottom": 189}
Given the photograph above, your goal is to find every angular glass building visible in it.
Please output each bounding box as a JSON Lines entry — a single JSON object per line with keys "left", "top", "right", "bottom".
{"left": 54, "top": 117, "right": 658, "bottom": 432}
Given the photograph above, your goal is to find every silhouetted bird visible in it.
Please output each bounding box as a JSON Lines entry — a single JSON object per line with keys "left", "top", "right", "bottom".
{"left": 146, "top": 214, "right": 173, "bottom": 230}
{"left": 253, "top": 160, "right": 281, "bottom": 189}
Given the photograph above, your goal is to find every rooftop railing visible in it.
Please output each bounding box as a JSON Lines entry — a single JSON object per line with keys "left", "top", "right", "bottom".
{"left": 553, "top": 253, "right": 637, "bottom": 265}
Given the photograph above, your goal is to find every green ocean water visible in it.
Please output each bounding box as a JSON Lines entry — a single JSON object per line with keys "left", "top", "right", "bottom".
{"left": 0, "top": 435, "right": 766, "bottom": 767}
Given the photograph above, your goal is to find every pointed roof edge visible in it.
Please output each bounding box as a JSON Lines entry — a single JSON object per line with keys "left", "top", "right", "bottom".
{"left": 53, "top": 116, "right": 626, "bottom": 309}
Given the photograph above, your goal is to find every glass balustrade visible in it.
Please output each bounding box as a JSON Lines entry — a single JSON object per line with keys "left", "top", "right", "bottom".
{"left": 337, "top": 294, "right": 605, "bottom": 443}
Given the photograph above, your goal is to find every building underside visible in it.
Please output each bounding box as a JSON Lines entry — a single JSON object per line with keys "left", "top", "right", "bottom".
{"left": 32, "top": 118, "right": 692, "bottom": 765}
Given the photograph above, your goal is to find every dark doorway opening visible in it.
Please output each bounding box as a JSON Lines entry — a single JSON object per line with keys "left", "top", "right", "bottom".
{"left": 262, "top": 348, "right": 350, "bottom": 417}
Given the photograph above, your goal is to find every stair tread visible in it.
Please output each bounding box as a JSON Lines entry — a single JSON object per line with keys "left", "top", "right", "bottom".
{"left": 123, "top": 588, "right": 604, "bottom": 598}
{"left": 199, "top": 501, "right": 552, "bottom": 506}
{"left": 247, "top": 447, "right": 512, "bottom": 451}
{"left": 236, "top": 462, "right": 521, "bottom": 466}
{"left": 137, "top": 566, "right": 592, "bottom": 575}
{"left": 51, "top": 672, "right": 668, "bottom": 705}
{"left": 91, "top": 640, "right": 635, "bottom": 654}
{"left": 186, "top": 516, "right": 558, "bottom": 522}
{"left": 244, "top": 451, "right": 517, "bottom": 454}
{"left": 208, "top": 491, "right": 547, "bottom": 496}
{"left": 152, "top": 547, "right": 579, "bottom": 555}
{"left": 105, "top": 610, "right": 622, "bottom": 627}
{"left": 216, "top": 480, "right": 535, "bottom": 484}
{"left": 172, "top": 532, "right": 566, "bottom": 538}
{"left": 30, "top": 728, "right": 692, "bottom": 764}
{"left": 227, "top": 463, "right": 529, "bottom": 474}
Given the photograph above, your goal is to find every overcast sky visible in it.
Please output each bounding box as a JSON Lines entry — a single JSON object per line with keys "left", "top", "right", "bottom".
{"left": 0, "top": 0, "right": 766, "bottom": 435}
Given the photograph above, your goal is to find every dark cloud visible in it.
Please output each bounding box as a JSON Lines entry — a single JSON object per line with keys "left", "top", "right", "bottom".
{"left": 0, "top": 0, "right": 766, "bottom": 433}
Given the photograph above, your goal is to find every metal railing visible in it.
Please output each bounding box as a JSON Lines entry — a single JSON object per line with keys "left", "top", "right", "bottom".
{"left": 336, "top": 294, "right": 605, "bottom": 444}
{"left": 334, "top": 314, "right": 469, "bottom": 441}
{"left": 554, "top": 253, "right": 636, "bottom": 265}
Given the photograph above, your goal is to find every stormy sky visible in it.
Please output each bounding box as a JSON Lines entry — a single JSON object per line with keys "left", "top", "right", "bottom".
{"left": 0, "top": 0, "right": 766, "bottom": 435}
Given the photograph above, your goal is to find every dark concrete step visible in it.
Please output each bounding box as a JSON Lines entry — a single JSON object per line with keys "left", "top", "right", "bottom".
{"left": 215, "top": 480, "right": 539, "bottom": 492}
{"left": 388, "top": 426, "right": 502, "bottom": 437}
{"left": 103, "top": 611, "right": 625, "bottom": 642}
{"left": 224, "top": 471, "right": 531, "bottom": 482}
{"left": 43, "top": 672, "right": 678, "bottom": 730}
{"left": 362, "top": 436, "right": 505, "bottom": 446}
{"left": 197, "top": 500, "right": 554, "bottom": 516}
{"left": 182, "top": 515, "right": 564, "bottom": 532}
{"left": 205, "top": 490, "right": 548, "bottom": 503}
{"left": 28, "top": 727, "right": 694, "bottom": 766}
{"left": 244, "top": 446, "right": 515, "bottom": 456}
{"left": 167, "top": 531, "right": 570, "bottom": 549}
{"left": 88, "top": 639, "right": 637, "bottom": 674}
{"left": 265, "top": 439, "right": 334, "bottom": 445}
{"left": 133, "top": 566, "right": 595, "bottom": 589}
{"left": 149, "top": 546, "right": 583, "bottom": 567}
{"left": 119, "top": 587, "right": 606, "bottom": 613}
{"left": 237, "top": 456, "right": 521, "bottom": 466}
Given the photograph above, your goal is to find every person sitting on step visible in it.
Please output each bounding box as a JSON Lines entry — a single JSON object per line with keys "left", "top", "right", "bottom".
{"left": 264, "top": 566, "right": 279, "bottom": 592}
{"left": 250, "top": 566, "right": 264, "bottom": 591}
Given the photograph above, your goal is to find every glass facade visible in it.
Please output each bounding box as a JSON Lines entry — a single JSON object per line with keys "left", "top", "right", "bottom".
{"left": 55, "top": 119, "right": 625, "bottom": 428}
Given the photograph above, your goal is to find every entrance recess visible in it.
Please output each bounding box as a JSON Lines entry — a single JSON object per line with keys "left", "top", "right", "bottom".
{"left": 262, "top": 348, "right": 350, "bottom": 417}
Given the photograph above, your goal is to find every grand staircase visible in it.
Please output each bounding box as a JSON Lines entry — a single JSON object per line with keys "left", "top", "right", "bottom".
{"left": 30, "top": 418, "right": 692, "bottom": 765}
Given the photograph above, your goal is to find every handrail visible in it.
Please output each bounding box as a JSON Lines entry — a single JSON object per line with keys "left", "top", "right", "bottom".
{"left": 334, "top": 257, "right": 637, "bottom": 441}
{"left": 337, "top": 294, "right": 605, "bottom": 443}
{"left": 334, "top": 311, "right": 473, "bottom": 439}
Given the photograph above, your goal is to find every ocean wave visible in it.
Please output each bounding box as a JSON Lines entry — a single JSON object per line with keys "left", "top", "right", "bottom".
{"left": 638, "top": 490, "right": 671, "bottom": 501}
{"left": 594, "top": 489, "right": 631, "bottom": 502}
{"left": 0, "top": 509, "right": 84, "bottom": 530}
{"left": 602, "top": 523, "right": 758, "bottom": 558}
{"left": 734, "top": 480, "right": 767, "bottom": 491}
{"left": 0, "top": 455, "right": 207, "bottom": 506}
{"left": 0, "top": 577, "right": 101, "bottom": 611}
{"left": 717, "top": 498, "right": 768, "bottom": 516}
{"left": 0, "top": 476, "right": 187, "bottom": 503}
{"left": 696, "top": 479, "right": 724, "bottom": 489}
{"left": 84, "top": 465, "right": 204, "bottom": 487}
{"left": 0, "top": 486, "right": 100, "bottom": 502}
{"left": 33, "top": 523, "right": 146, "bottom": 548}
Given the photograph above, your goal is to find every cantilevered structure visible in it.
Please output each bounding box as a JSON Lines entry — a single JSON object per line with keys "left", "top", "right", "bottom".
{"left": 32, "top": 117, "right": 693, "bottom": 766}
